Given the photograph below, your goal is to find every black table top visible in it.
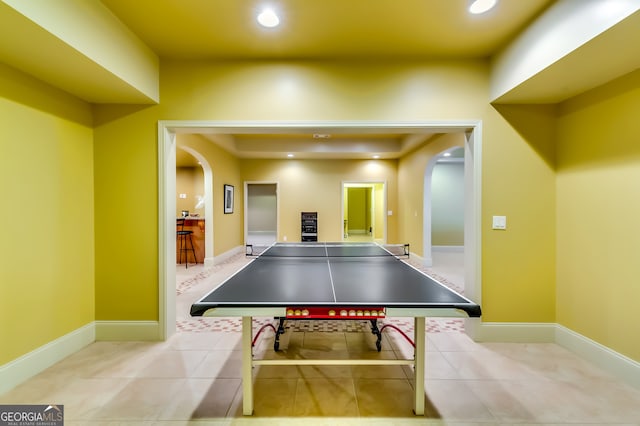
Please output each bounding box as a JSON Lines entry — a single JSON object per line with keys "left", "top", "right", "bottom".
{"left": 191, "top": 243, "right": 481, "bottom": 317}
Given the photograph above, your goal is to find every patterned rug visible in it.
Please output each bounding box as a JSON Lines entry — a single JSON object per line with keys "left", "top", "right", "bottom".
{"left": 177, "top": 254, "right": 465, "bottom": 334}
{"left": 176, "top": 261, "right": 236, "bottom": 296}
{"left": 177, "top": 316, "right": 464, "bottom": 334}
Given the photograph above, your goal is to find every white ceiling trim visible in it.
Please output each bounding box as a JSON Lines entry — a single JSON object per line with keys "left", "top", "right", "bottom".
{"left": 164, "top": 120, "right": 478, "bottom": 134}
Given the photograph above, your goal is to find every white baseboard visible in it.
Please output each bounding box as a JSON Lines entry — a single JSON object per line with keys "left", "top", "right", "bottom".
{"left": 555, "top": 324, "right": 640, "bottom": 389}
{"left": 347, "top": 229, "right": 367, "bottom": 234}
{"left": 406, "top": 251, "right": 433, "bottom": 268}
{"left": 408, "top": 251, "right": 424, "bottom": 263}
{"left": 205, "top": 245, "right": 245, "bottom": 267}
{"left": 467, "top": 321, "right": 640, "bottom": 390}
{"left": 95, "top": 321, "right": 161, "bottom": 341}
{"left": 412, "top": 247, "right": 464, "bottom": 267}
{"left": 0, "top": 322, "right": 95, "bottom": 395}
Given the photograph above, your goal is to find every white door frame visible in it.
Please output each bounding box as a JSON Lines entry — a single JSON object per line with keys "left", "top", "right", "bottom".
{"left": 342, "top": 181, "right": 386, "bottom": 242}
{"left": 158, "top": 120, "right": 482, "bottom": 340}
{"left": 244, "top": 181, "right": 279, "bottom": 245}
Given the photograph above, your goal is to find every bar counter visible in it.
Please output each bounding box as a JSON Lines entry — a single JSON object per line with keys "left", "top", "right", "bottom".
{"left": 177, "top": 217, "right": 204, "bottom": 264}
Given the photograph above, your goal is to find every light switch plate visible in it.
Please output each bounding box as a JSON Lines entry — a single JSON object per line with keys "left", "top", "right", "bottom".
{"left": 492, "top": 215, "right": 507, "bottom": 230}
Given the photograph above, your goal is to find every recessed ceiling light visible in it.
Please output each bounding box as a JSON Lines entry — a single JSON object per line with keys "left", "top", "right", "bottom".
{"left": 287, "top": 153, "right": 294, "bottom": 158}
{"left": 257, "top": 8, "right": 280, "bottom": 27}
{"left": 372, "top": 155, "right": 380, "bottom": 159}
{"left": 468, "top": 0, "right": 498, "bottom": 14}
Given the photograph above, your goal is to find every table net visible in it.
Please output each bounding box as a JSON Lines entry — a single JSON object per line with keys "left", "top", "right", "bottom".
{"left": 245, "top": 242, "right": 410, "bottom": 258}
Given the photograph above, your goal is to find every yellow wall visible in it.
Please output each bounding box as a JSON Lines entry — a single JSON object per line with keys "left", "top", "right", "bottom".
{"left": 157, "top": 60, "right": 490, "bottom": 120}
{"left": 0, "top": 57, "right": 560, "bottom": 338}
{"left": 399, "top": 106, "right": 556, "bottom": 323}
{"left": 0, "top": 63, "right": 94, "bottom": 364}
{"left": 556, "top": 69, "right": 640, "bottom": 361}
{"left": 347, "top": 187, "right": 368, "bottom": 233}
{"left": 240, "top": 159, "right": 398, "bottom": 243}
{"left": 88, "top": 58, "right": 558, "bottom": 328}
{"left": 176, "top": 166, "right": 204, "bottom": 217}
{"left": 93, "top": 105, "right": 159, "bottom": 320}
{"left": 1, "top": 13, "right": 638, "bottom": 380}
{"left": 177, "top": 134, "right": 243, "bottom": 256}
{"left": 397, "top": 133, "right": 465, "bottom": 255}
{"left": 481, "top": 105, "right": 557, "bottom": 322}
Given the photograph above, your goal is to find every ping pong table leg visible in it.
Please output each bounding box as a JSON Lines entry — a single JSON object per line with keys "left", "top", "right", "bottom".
{"left": 413, "top": 316, "right": 426, "bottom": 415}
{"left": 242, "top": 316, "right": 254, "bottom": 415}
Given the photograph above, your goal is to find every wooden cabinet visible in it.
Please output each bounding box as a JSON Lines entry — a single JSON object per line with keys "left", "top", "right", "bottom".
{"left": 177, "top": 218, "right": 205, "bottom": 264}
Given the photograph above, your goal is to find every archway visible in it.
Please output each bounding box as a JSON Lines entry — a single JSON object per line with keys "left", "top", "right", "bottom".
{"left": 423, "top": 146, "right": 465, "bottom": 267}
{"left": 176, "top": 144, "right": 214, "bottom": 265}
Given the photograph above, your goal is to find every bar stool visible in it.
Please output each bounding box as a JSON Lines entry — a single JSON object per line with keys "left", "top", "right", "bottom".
{"left": 177, "top": 218, "right": 198, "bottom": 268}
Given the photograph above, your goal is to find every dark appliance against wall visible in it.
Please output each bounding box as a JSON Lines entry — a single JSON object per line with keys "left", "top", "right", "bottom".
{"left": 301, "top": 212, "right": 318, "bottom": 242}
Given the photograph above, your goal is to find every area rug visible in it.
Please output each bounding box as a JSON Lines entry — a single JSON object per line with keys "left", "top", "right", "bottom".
{"left": 177, "top": 316, "right": 464, "bottom": 334}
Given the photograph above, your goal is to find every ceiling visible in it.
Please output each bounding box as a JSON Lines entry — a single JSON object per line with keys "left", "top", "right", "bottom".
{"left": 100, "top": 0, "right": 551, "bottom": 165}
{"left": 100, "top": 0, "right": 554, "bottom": 61}
{"left": 175, "top": 131, "right": 468, "bottom": 166}
{"left": 1, "top": 0, "right": 557, "bottom": 164}
{"left": 177, "top": 129, "right": 441, "bottom": 165}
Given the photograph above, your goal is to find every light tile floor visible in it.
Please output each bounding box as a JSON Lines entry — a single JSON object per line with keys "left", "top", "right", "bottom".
{"left": 2, "top": 251, "right": 640, "bottom": 425}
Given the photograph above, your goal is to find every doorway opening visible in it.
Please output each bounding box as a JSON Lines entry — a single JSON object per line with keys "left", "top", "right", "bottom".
{"left": 342, "top": 182, "right": 386, "bottom": 243}
{"left": 175, "top": 144, "right": 214, "bottom": 266}
{"left": 423, "top": 146, "right": 465, "bottom": 267}
{"left": 159, "top": 120, "right": 482, "bottom": 341}
{"left": 245, "top": 182, "right": 278, "bottom": 246}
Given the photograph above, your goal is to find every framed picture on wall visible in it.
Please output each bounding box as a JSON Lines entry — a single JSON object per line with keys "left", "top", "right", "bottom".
{"left": 224, "top": 184, "right": 234, "bottom": 214}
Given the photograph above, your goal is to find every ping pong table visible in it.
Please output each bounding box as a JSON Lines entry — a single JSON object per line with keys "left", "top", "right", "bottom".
{"left": 191, "top": 242, "right": 481, "bottom": 415}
